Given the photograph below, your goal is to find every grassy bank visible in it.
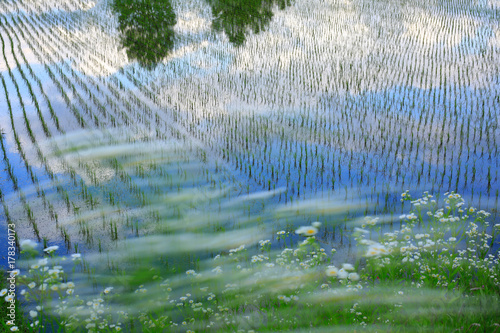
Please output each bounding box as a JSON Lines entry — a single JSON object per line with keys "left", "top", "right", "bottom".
{"left": 7, "top": 191, "right": 500, "bottom": 332}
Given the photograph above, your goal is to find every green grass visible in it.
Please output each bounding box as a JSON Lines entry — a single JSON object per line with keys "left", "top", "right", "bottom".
{"left": 9, "top": 189, "right": 500, "bottom": 332}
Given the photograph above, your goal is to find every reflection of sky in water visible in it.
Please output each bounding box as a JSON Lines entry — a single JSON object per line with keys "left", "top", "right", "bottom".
{"left": 0, "top": 0, "right": 499, "bottom": 257}
{"left": 23, "top": 0, "right": 500, "bottom": 186}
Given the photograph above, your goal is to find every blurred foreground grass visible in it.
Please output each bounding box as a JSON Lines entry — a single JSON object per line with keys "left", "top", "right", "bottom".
{"left": 3, "top": 130, "right": 500, "bottom": 332}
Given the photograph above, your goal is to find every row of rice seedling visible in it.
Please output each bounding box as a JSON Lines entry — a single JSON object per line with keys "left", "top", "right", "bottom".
{"left": 13, "top": 41, "right": 63, "bottom": 133}
{"left": 2, "top": 0, "right": 495, "bottom": 260}
{"left": 0, "top": 85, "right": 52, "bottom": 242}
{"left": 0, "top": 33, "right": 44, "bottom": 190}
{"left": 0, "top": 16, "right": 78, "bottom": 189}
{"left": 3, "top": 5, "right": 171, "bottom": 206}
{"left": 5, "top": 1, "right": 222, "bottom": 252}
{"left": 217, "top": 92, "right": 491, "bottom": 198}
{"left": 130, "top": 0, "right": 497, "bottom": 211}
{"left": 23, "top": 21, "right": 136, "bottom": 127}
{"left": 0, "top": 15, "right": 90, "bottom": 129}
{"left": 0, "top": 8, "right": 189, "bottom": 249}
{"left": 0, "top": 13, "right": 133, "bottom": 250}
{"left": 0, "top": 33, "right": 37, "bottom": 146}
{"left": 0, "top": 71, "right": 46, "bottom": 240}
{"left": 4, "top": 9, "right": 229, "bottom": 248}
{"left": 43, "top": 131, "right": 232, "bottom": 249}
{"left": 9, "top": 7, "right": 151, "bottom": 129}
{"left": 0, "top": 88, "right": 20, "bottom": 193}
{"left": 10, "top": 0, "right": 246, "bottom": 189}
{"left": 8, "top": 1, "right": 500, "bottom": 249}
{"left": 1, "top": 22, "right": 53, "bottom": 139}
{"left": 4, "top": 9, "right": 136, "bottom": 129}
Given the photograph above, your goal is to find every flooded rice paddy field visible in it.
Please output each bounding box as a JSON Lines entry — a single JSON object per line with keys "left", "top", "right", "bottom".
{"left": 0, "top": 0, "right": 499, "bottom": 258}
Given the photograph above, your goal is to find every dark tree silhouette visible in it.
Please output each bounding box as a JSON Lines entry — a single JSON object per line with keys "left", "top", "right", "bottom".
{"left": 111, "top": 0, "right": 292, "bottom": 68}
{"left": 112, "top": 0, "right": 176, "bottom": 69}
{"left": 207, "top": 0, "right": 292, "bottom": 46}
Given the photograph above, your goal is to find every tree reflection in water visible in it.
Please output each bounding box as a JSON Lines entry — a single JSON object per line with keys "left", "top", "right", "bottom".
{"left": 207, "top": 0, "right": 292, "bottom": 46}
{"left": 112, "top": 0, "right": 176, "bottom": 69}
{"left": 112, "top": 0, "right": 292, "bottom": 68}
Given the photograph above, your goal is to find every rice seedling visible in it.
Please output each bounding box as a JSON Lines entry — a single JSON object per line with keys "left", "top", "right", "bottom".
{"left": 1, "top": 0, "right": 499, "bottom": 331}
{"left": 2, "top": 23, "right": 51, "bottom": 138}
